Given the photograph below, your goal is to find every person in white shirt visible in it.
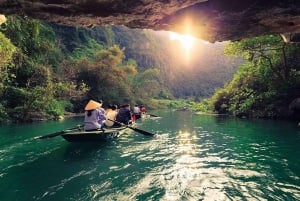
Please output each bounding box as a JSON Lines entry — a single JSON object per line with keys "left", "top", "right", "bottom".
{"left": 133, "top": 104, "right": 141, "bottom": 119}
{"left": 105, "top": 105, "right": 118, "bottom": 127}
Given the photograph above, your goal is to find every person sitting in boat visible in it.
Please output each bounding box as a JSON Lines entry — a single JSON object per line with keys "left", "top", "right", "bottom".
{"left": 140, "top": 104, "right": 147, "bottom": 114}
{"left": 104, "top": 105, "right": 118, "bottom": 127}
{"left": 84, "top": 100, "right": 107, "bottom": 131}
{"left": 115, "top": 103, "right": 132, "bottom": 126}
{"left": 133, "top": 104, "right": 141, "bottom": 120}
{"left": 104, "top": 104, "right": 112, "bottom": 115}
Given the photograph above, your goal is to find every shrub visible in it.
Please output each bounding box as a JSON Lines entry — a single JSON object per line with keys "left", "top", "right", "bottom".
{"left": 44, "top": 99, "right": 65, "bottom": 118}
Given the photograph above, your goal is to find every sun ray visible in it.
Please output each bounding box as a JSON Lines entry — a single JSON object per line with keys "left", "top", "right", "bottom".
{"left": 168, "top": 32, "right": 196, "bottom": 51}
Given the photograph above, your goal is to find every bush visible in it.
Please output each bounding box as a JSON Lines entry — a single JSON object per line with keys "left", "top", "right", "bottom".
{"left": 4, "top": 86, "right": 26, "bottom": 108}
{"left": 44, "top": 99, "right": 65, "bottom": 118}
{"left": 0, "top": 103, "right": 9, "bottom": 123}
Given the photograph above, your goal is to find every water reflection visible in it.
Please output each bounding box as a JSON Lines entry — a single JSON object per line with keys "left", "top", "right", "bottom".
{"left": 115, "top": 111, "right": 300, "bottom": 200}
{"left": 0, "top": 111, "right": 299, "bottom": 200}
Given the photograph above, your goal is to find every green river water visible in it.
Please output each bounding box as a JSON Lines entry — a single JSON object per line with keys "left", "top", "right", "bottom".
{"left": 0, "top": 110, "right": 299, "bottom": 201}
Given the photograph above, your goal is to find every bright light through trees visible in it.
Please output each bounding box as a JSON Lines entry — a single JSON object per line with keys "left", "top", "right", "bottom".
{"left": 168, "top": 31, "right": 210, "bottom": 64}
{"left": 168, "top": 31, "right": 196, "bottom": 51}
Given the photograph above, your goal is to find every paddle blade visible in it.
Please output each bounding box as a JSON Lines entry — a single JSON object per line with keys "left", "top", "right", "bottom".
{"left": 107, "top": 118, "right": 155, "bottom": 136}
{"left": 35, "top": 125, "right": 82, "bottom": 140}
{"left": 127, "top": 126, "right": 155, "bottom": 136}
{"left": 35, "top": 131, "right": 65, "bottom": 139}
{"left": 148, "top": 113, "right": 159, "bottom": 117}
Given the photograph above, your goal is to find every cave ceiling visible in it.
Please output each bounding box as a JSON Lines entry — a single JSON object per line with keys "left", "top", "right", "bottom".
{"left": 1, "top": 0, "right": 300, "bottom": 42}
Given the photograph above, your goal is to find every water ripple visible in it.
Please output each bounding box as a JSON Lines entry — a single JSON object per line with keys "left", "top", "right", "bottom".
{"left": 1, "top": 112, "right": 299, "bottom": 201}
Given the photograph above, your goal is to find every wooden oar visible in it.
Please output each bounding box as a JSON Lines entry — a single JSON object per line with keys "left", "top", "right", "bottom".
{"left": 148, "top": 113, "right": 160, "bottom": 117}
{"left": 108, "top": 119, "right": 155, "bottom": 136}
{"left": 35, "top": 125, "right": 82, "bottom": 139}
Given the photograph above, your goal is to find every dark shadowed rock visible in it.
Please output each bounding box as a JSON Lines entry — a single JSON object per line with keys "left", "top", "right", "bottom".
{"left": 1, "top": 0, "right": 300, "bottom": 42}
{"left": 289, "top": 98, "right": 300, "bottom": 110}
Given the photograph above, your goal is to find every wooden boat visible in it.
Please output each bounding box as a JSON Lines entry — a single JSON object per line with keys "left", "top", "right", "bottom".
{"left": 134, "top": 113, "right": 150, "bottom": 120}
{"left": 141, "top": 113, "right": 149, "bottom": 119}
{"left": 61, "top": 126, "right": 130, "bottom": 142}
{"left": 36, "top": 120, "right": 154, "bottom": 141}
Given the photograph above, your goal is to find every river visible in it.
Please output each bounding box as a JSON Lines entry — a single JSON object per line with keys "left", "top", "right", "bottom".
{"left": 0, "top": 110, "right": 299, "bottom": 201}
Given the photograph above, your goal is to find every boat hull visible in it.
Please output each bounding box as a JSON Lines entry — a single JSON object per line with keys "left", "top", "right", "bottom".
{"left": 61, "top": 126, "right": 128, "bottom": 142}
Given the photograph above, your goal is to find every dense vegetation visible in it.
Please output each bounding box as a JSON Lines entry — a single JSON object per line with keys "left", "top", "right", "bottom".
{"left": 2, "top": 16, "right": 297, "bottom": 123}
{"left": 199, "top": 35, "right": 300, "bottom": 119}
{"left": 111, "top": 26, "right": 240, "bottom": 99}
{"left": 0, "top": 17, "right": 163, "bottom": 122}
{"left": 0, "top": 16, "right": 238, "bottom": 123}
{"left": 50, "top": 24, "right": 239, "bottom": 99}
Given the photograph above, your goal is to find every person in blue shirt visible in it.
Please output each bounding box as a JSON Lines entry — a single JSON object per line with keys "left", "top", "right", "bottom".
{"left": 115, "top": 104, "right": 132, "bottom": 126}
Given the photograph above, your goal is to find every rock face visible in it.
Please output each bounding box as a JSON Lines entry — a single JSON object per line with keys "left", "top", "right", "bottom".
{"left": 1, "top": 0, "right": 300, "bottom": 42}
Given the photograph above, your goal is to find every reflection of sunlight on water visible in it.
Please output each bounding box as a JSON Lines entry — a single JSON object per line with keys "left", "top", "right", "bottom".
{"left": 2, "top": 113, "right": 299, "bottom": 201}
{"left": 128, "top": 129, "right": 269, "bottom": 200}
{"left": 86, "top": 125, "right": 300, "bottom": 201}
{"left": 175, "top": 130, "right": 198, "bottom": 155}
{"left": 156, "top": 128, "right": 227, "bottom": 200}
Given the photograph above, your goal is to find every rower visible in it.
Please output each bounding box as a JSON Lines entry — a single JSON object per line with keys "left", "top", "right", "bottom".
{"left": 84, "top": 100, "right": 106, "bottom": 131}
{"left": 115, "top": 104, "right": 132, "bottom": 126}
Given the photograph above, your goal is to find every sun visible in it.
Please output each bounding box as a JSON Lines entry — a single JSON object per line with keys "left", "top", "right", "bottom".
{"left": 168, "top": 31, "right": 196, "bottom": 51}
{"left": 168, "top": 31, "right": 210, "bottom": 64}
{"left": 180, "top": 34, "right": 194, "bottom": 50}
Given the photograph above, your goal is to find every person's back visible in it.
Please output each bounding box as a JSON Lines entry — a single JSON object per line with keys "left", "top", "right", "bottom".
{"left": 105, "top": 104, "right": 112, "bottom": 115}
{"left": 133, "top": 104, "right": 141, "bottom": 120}
{"left": 84, "top": 109, "right": 101, "bottom": 131}
{"left": 83, "top": 100, "right": 106, "bottom": 131}
{"left": 105, "top": 105, "right": 118, "bottom": 127}
{"left": 140, "top": 105, "right": 146, "bottom": 113}
{"left": 133, "top": 105, "right": 140, "bottom": 114}
{"left": 116, "top": 104, "right": 131, "bottom": 125}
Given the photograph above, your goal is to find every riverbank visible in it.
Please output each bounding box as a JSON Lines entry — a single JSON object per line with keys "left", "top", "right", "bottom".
{"left": 1, "top": 111, "right": 84, "bottom": 124}
{"left": 33, "top": 112, "right": 84, "bottom": 122}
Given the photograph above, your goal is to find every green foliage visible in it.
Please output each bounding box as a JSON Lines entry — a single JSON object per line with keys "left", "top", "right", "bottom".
{"left": 150, "top": 99, "right": 193, "bottom": 110}
{"left": 158, "top": 88, "right": 174, "bottom": 99}
{"left": 0, "top": 16, "right": 94, "bottom": 121}
{"left": 71, "top": 38, "right": 103, "bottom": 60}
{"left": 0, "top": 103, "right": 9, "bottom": 123}
{"left": 44, "top": 99, "right": 68, "bottom": 117}
{"left": 3, "top": 86, "right": 26, "bottom": 108}
{"left": 74, "top": 45, "right": 139, "bottom": 105}
{"left": 0, "top": 32, "right": 16, "bottom": 93}
{"left": 3, "top": 16, "right": 55, "bottom": 60}
{"left": 133, "top": 68, "right": 160, "bottom": 99}
{"left": 5, "top": 15, "right": 297, "bottom": 122}
{"left": 112, "top": 26, "right": 239, "bottom": 99}
{"left": 209, "top": 34, "right": 300, "bottom": 118}
{"left": 54, "top": 81, "right": 88, "bottom": 100}
{"left": 210, "top": 87, "right": 231, "bottom": 114}
{"left": 0, "top": 32, "right": 16, "bottom": 65}
{"left": 3, "top": 85, "right": 53, "bottom": 121}
{"left": 193, "top": 98, "right": 213, "bottom": 112}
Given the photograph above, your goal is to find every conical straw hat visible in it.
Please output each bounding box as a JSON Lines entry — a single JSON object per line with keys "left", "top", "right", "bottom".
{"left": 84, "top": 100, "right": 102, "bottom": 110}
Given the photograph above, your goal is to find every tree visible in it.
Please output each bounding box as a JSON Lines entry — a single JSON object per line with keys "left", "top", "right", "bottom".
{"left": 210, "top": 34, "right": 300, "bottom": 118}
{"left": 133, "top": 68, "right": 160, "bottom": 99}
{"left": 0, "top": 32, "right": 16, "bottom": 93}
{"left": 76, "top": 45, "right": 137, "bottom": 105}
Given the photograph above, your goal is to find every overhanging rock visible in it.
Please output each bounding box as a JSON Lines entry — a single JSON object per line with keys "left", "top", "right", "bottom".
{"left": 1, "top": 0, "right": 300, "bottom": 42}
